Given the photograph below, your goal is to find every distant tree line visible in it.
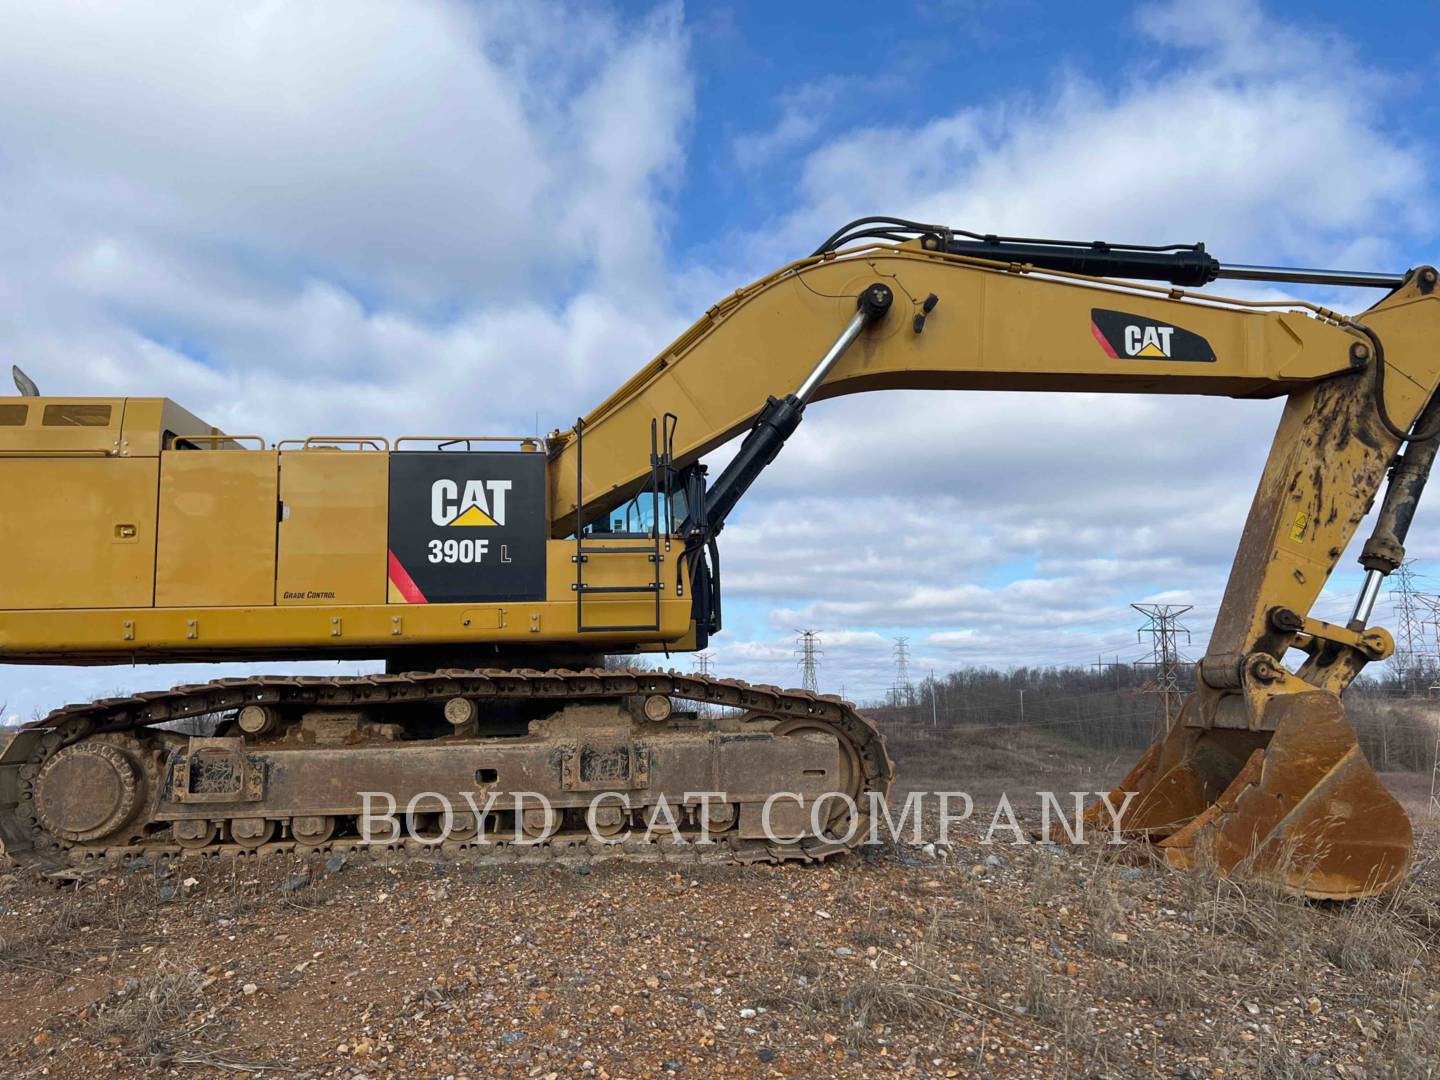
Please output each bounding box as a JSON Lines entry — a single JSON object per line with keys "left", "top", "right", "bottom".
{"left": 867, "top": 663, "right": 1439, "bottom": 776}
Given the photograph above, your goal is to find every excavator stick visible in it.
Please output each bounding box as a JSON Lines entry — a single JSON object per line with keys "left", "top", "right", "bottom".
{"left": 1088, "top": 692, "right": 1413, "bottom": 899}
{"left": 1085, "top": 271, "right": 1440, "bottom": 899}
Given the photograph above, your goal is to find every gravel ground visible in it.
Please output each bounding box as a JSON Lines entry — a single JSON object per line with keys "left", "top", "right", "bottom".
{"left": 2, "top": 792, "right": 1438, "bottom": 1079}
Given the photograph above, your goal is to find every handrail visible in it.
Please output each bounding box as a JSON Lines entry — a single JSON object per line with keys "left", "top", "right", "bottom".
{"left": 394, "top": 435, "right": 541, "bottom": 452}
{"left": 170, "top": 434, "right": 266, "bottom": 450}
{"left": 274, "top": 436, "right": 391, "bottom": 451}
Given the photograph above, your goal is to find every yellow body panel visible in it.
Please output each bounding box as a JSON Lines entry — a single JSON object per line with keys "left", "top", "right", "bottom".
{"left": 277, "top": 451, "right": 388, "bottom": 606}
{"left": 156, "top": 450, "right": 279, "bottom": 607}
{"left": 0, "top": 539, "right": 686, "bottom": 661}
{"left": 0, "top": 457, "right": 158, "bottom": 609}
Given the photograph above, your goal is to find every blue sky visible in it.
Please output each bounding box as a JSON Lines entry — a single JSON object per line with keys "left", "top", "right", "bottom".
{"left": 2, "top": 0, "right": 1439, "bottom": 716}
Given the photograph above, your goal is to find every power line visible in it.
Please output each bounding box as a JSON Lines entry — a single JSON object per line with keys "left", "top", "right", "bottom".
{"left": 1091, "top": 654, "right": 1129, "bottom": 692}
{"left": 1132, "top": 603, "right": 1192, "bottom": 733}
{"left": 795, "top": 630, "right": 822, "bottom": 693}
{"left": 891, "top": 636, "right": 912, "bottom": 706}
{"left": 1390, "top": 561, "right": 1433, "bottom": 695}
{"left": 693, "top": 651, "right": 714, "bottom": 677}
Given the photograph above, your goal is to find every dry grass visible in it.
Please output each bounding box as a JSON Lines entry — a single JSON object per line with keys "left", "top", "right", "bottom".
{"left": 87, "top": 952, "right": 207, "bottom": 1047}
{"left": 0, "top": 873, "right": 159, "bottom": 975}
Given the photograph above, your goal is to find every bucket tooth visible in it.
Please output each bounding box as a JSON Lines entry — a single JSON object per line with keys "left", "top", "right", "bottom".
{"left": 1090, "top": 692, "right": 1412, "bottom": 900}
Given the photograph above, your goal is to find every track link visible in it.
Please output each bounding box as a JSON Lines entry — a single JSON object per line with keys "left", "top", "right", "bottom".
{"left": 0, "top": 668, "right": 893, "bottom": 873}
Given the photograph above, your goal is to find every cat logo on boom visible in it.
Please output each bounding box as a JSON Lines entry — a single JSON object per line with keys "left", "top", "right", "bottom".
{"left": 1090, "top": 308, "right": 1216, "bottom": 363}
{"left": 430, "top": 478, "right": 512, "bottom": 527}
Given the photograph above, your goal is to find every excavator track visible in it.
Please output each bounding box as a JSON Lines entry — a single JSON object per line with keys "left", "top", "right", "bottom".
{"left": 0, "top": 668, "right": 893, "bottom": 874}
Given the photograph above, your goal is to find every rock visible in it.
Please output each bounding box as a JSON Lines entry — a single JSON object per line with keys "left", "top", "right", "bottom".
{"left": 738, "top": 1008, "right": 757, "bottom": 1019}
{"left": 922, "top": 843, "right": 937, "bottom": 859}
{"left": 242, "top": 983, "right": 258, "bottom": 996}
{"left": 500, "top": 1032, "right": 525, "bottom": 1046}
{"left": 1243, "top": 1002, "right": 1260, "bottom": 1016}
{"left": 1307, "top": 996, "right": 1321, "bottom": 1014}
{"left": 969, "top": 864, "right": 986, "bottom": 878}
{"left": 158, "top": 884, "right": 178, "bottom": 903}
{"left": 31, "top": 1031, "right": 49, "bottom": 1047}
{"left": 1118, "top": 866, "right": 1144, "bottom": 881}
{"left": 984, "top": 854, "right": 1004, "bottom": 868}
{"left": 757, "top": 1048, "right": 776, "bottom": 1063}
{"left": 324, "top": 851, "right": 348, "bottom": 873}
{"left": 280, "top": 871, "right": 311, "bottom": 894}
{"left": 572, "top": 864, "right": 593, "bottom": 876}
{"left": 835, "top": 947, "right": 854, "bottom": 957}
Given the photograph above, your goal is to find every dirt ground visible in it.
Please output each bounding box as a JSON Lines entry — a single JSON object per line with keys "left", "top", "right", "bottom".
{"left": 1, "top": 741, "right": 1438, "bottom": 1079}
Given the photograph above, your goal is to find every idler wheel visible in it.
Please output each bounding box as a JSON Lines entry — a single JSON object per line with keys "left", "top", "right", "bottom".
{"left": 32, "top": 741, "right": 143, "bottom": 844}
{"left": 772, "top": 717, "right": 864, "bottom": 836}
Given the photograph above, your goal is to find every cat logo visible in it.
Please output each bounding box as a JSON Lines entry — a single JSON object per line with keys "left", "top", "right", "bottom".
{"left": 1124, "top": 324, "right": 1174, "bottom": 357}
{"left": 430, "top": 478, "right": 512, "bottom": 527}
{"left": 1090, "top": 308, "right": 1216, "bottom": 363}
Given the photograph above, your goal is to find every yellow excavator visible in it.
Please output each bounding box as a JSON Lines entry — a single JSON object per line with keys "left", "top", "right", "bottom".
{"left": 1, "top": 217, "right": 1436, "bottom": 898}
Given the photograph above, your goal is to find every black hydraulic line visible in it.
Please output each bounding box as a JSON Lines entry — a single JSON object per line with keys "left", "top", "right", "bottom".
{"left": 1350, "top": 390, "right": 1440, "bottom": 629}
{"left": 811, "top": 216, "right": 1410, "bottom": 289}
{"left": 941, "top": 236, "right": 1220, "bottom": 286}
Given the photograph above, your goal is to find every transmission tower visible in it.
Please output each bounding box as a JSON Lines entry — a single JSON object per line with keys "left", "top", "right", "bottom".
{"left": 1133, "top": 603, "right": 1193, "bottom": 731}
{"left": 1416, "top": 594, "right": 1440, "bottom": 695}
{"left": 795, "top": 630, "right": 822, "bottom": 693}
{"left": 891, "top": 636, "right": 912, "bottom": 707}
{"left": 693, "top": 651, "right": 714, "bottom": 677}
{"left": 1389, "top": 561, "right": 1430, "bottom": 695}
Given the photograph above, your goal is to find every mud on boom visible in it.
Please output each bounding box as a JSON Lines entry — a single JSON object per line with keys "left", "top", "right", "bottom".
{"left": 2, "top": 217, "right": 1438, "bottom": 898}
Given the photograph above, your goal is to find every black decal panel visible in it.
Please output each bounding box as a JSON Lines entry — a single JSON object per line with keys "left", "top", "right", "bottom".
{"left": 1091, "top": 308, "right": 1216, "bottom": 363}
{"left": 386, "top": 452, "right": 547, "bottom": 604}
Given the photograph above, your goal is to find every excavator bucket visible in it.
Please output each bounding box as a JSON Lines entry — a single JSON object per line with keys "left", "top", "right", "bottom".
{"left": 1088, "top": 692, "right": 1412, "bottom": 900}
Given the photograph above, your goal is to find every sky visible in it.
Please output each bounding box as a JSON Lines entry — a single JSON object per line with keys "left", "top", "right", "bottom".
{"left": 2, "top": 0, "right": 1439, "bottom": 719}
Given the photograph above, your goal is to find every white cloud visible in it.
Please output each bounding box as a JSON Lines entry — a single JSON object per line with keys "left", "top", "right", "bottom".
{"left": 731, "top": 80, "right": 844, "bottom": 171}
{"left": 0, "top": 0, "right": 693, "bottom": 436}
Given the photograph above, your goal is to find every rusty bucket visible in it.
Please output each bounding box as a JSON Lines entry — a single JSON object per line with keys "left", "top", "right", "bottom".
{"left": 1088, "top": 691, "right": 1412, "bottom": 899}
